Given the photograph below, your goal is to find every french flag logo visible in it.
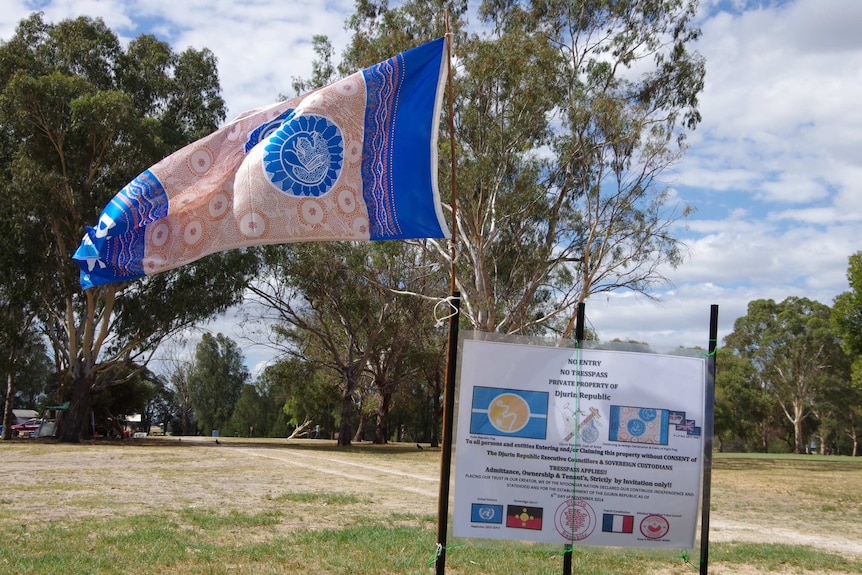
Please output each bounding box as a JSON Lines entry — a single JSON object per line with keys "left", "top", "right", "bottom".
{"left": 602, "top": 513, "right": 634, "bottom": 534}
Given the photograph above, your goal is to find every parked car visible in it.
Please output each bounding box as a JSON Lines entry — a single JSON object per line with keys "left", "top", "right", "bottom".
{"left": 11, "top": 418, "right": 42, "bottom": 434}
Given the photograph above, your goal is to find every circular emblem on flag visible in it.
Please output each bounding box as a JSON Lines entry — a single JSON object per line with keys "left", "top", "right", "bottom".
{"left": 478, "top": 506, "right": 496, "bottom": 521}
{"left": 245, "top": 108, "right": 293, "bottom": 153}
{"left": 263, "top": 114, "right": 344, "bottom": 197}
{"left": 487, "top": 393, "right": 530, "bottom": 434}
{"left": 639, "top": 408, "right": 657, "bottom": 422}
{"left": 627, "top": 418, "right": 647, "bottom": 437}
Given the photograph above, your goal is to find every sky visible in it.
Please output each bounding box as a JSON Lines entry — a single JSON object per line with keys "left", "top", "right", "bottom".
{"left": 3, "top": 0, "right": 861, "bottom": 372}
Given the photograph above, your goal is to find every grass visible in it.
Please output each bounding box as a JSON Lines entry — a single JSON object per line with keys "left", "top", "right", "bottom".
{"left": 0, "top": 440, "right": 860, "bottom": 574}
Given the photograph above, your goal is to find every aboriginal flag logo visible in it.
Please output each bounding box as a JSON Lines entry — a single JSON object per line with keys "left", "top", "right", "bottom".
{"left": 506, "top": 505, "right": 543, "bottom": 530}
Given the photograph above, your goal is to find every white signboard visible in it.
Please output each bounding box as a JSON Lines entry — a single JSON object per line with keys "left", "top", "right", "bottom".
{"left": 453, "top": 338, "right": 706, "bottom": 549}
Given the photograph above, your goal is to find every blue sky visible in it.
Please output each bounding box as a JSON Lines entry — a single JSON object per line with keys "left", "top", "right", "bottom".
{"left": 4, "top": 0, "right": 861, "bottom": 373}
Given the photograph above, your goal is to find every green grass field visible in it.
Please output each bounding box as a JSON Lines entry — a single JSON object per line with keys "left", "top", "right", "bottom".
{"left": 0, "top": 439, "right": 860, "bottom": 574}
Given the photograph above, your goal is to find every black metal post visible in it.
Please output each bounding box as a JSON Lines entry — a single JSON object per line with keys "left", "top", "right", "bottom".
{"left": 563, "top": 302, "right": 586, "bottom": 575}
{"left": 435, "top": 292, "right": 461, "bottom": 575}
{"left": 699, "top": 305, "right": 719, "bottom": 575}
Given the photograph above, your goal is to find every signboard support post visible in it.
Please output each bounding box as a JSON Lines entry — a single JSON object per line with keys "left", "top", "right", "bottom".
{"left": 563, "top": 302, "right": 586, "bottom": 575}
{"left": 435, "top": 291, "right": 461, "bottom": 575}
{"left": 699, "top": 304, "right": 719, "bottom": 575}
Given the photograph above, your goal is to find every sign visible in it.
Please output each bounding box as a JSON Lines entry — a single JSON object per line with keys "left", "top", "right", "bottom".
{"left": 453, "top": 338, "right": 706, "bottom": 549}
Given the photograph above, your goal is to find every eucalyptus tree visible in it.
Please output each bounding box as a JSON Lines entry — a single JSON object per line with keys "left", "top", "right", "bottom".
{"left": 187, "top": 333, "right": 249, "bottom": 436}
{"left": 257, "top": 357, "right": 340, "bottom": 438}
{"left": 0, "top": 14, "right": 256, "bottom": 441}
{"left": 339, "top": 0, "right": 704, "bottom": 337}
{"left": 831, "top": 251, "right": 862, "bottom": 455}
{"left": 247, "top": 243, "right": 398, "bottom": 445}
{"left": 0, "top": 312, "right": 48, "bottom": 440}
{"left": 246, "top": 239, "right": 448, "bottom": 445}
{"left": 725, "top": 297, "right": 848, "bottom": 454}
{"left": 361, "top": 242, "right": 449, "bottom": 443}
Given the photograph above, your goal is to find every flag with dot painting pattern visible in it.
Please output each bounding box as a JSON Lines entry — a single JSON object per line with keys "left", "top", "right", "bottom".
{"left": 73, "top": 38, "right": 450, "bottom": 290}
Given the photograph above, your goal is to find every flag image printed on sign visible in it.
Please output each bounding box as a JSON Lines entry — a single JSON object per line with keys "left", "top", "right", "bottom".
{"left": 506, "top": 505, "right": 543, "bottom": 530}
{"left": 471, "top": 503, "right": 504, "bottom": 524}
{"left": 608, "top": 406, "right": 670, "bottom": 445}
{"left": 602, "top": 513, "right": 635, "bottom": 534}
{"left": 470, "top": 387, "right": 549, "bottom": 439}
{"left": 73, "top": 38, "right": 450, "bottom": 289}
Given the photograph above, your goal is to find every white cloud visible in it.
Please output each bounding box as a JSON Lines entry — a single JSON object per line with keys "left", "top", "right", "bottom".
{"left": 683, "top": 0, "right": 862, "bottom": 212}
{"left": 4, "top": 0, "right": 862, "bottom": 367}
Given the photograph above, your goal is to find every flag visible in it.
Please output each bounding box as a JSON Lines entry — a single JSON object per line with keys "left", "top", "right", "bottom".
{"left": 608, "top": 405, "right": 669, "bottom": 445}
{"left": 471, "top": 503, "right": 503, "bottom": 524}
{"left": 73, "top": 38, "right": 450, "bottom": 289}
{"left": 506, "top": 505, "right": 543, "bottom": 530}
{"left": 602, "top": 513, "right": 634, "bottom": 534}
{"left": 470, "top": 387, "right": 549, "bottom": 439}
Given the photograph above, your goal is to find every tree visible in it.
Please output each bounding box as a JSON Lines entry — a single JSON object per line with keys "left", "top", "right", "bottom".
{"left": 225, "top": 384, "right": 266, "bottom": 437}
{"left": 725, "top": 297, "right": 847, "bottom": 454}
{"left": 831, "top": 251, "right": 862, "bottom": 455}
{"left": 339, "top": 0, "right": 704, "bottom": 337}
{"left": 714, "top": 348, "right": 774, "bottom": 452}
{"left": 157, "top": 342, "right": 197, "bottom": 436}
{"left": 187, "top": 333, "right": 249, "bottom": 435}
{"left": 0, "top": 14, "right": 257, "bottom": 441}
{"left": 141, "top": 373, "right": 173, "bottom": 435}
{"left": 90, "top": 363, "right": 158, "bottom": 437}
{"left": 257, "top": 357, "right": 340, "bottom": 438}
{"left": 1, "top": 315, "right": 52, "bottom": 440}
{"left": 247, "top": 243, "right": 405, "bottom": 446}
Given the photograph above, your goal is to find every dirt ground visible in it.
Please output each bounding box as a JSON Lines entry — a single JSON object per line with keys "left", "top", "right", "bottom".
{"left": 2, "top": 437, "right": 861, "bottom": 569}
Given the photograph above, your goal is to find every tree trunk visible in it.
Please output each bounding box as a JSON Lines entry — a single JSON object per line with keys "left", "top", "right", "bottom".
{"left": 337, "top": 389, "right": 353, "bottom": 446}
{"left": 353, "top": 410, "right": 367, "bottom": 443}
{"left": 851, "top": 425, "right": 859, "bottom": 457}
{"left": 794, "top": 410, "right": 805, "bottom": 454}
{"left": 58, "top": 369, "right": 95, "bottom": 443}
{"left": 429, "top": 367, "right": 442, "bottom": 448}
{"left": 373, "top": 388, "right": 391, "bottom": 444}
{"left": 2, "top": 373, "right": 15, "bottom": 441}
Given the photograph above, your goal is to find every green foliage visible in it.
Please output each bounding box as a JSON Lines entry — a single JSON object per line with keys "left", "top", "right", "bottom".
{"left": 0, "top": 13, "right": 254, "bottom": 441}
{"left": 336, "top": 0, "right": 704, "bottom": 339}
{"left": 833, "top": 252, "right": 862, "bottom": 357}
{"left": 257, "top": 357, "right": 340, "bottom": 434}
{"left": 830, "top": 251, "right": 862, "bottom": 455}
{"left": 724, "top": 297, "right": 849, "bottom": 454}
{"left": 714, "top": 348, "right": 774, "bottom": 452}
{"left": 249, "top": 241, "right": 447, "bottom": 445}
{"left": 188, "top": 333, "right": 249, "bottom": 434}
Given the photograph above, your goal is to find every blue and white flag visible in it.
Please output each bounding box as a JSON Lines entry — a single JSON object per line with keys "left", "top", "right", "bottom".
{"left": 469, "top": 386, "right": 549, "bottom": 440}
{"left": 73, "top": 38, "right": 450, "bottom": 289}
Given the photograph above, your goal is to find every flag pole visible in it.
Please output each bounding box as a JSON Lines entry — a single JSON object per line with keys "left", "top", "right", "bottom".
{"left": 435, "top": 14, "right": 459, "bottom": 575}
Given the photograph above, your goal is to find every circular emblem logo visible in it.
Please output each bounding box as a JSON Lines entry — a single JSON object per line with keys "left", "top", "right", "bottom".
{"left": 639, "top": 408, "right": 657, "bottom": 422}
{"left": 554, "top": 499, "right": 596, "bottom": 542}
{"left": 487, "top": 393, "right": 531, "bottom": 433}
{"left": 580, "top": 421, "right": 599, "bottom": 443}
{"left": 478, "top": 506, "right": 496, "bottom": 521}
{"left": 627, "top": 418, "right": 647, "bottom": 437}
{"left": 640, "top": 514, "right": 670, "bottom": 539}
{"left": 245, "top": 108, "right": 293, "bottom": 153}
{"left": 263, "top": 114, "right": 343, "bottom": 197}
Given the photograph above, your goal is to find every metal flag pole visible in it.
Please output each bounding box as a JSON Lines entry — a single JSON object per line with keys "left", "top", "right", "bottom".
{"left": 434, "top": 18, "right": 460, "bottom": 575}
{"left": 699, "top": 305, "right": 719, "bottom": 575}
{"left": 563, "top": 302, "right": 586, "bottom": 575}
